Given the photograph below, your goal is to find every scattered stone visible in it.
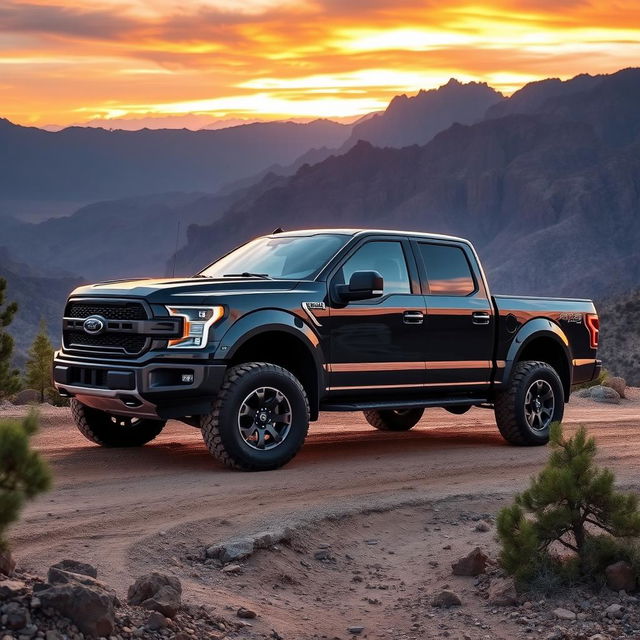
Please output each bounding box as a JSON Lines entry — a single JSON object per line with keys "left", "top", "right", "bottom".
{"left": 605, "top": 376, "right": 626, "bottom": 398}
{"left": 146, "top": 610, "right": 169, "bottom": 630}
{"left": 474, "top": 520, "right": 491, "bottom": 532}
{"left": 432, "top": 590, "right": 462, "bottom": 608}
{"left": 206, "top": 539, "right": 255, "bottom": 563}
{"left": 0, "top": 579, "right": 27, "bottom": 598}
{"left": 553, "top": 607, "right": 576, "bottom": 620}
{"left": 590, "top": 385, "right": 621, "bottom": 404}
{"left": 488, "top": 577, "right": 518, "bottom": 606}
{"left": 253, "top": 528, "right": 291, "bottom": 548}
{"left": 221, "top": 563, "right": 243, "bottom": 574}
{"left": 237, "top": 606, "right": 257, "bottom": 619}
{"left": 347, "top": 626, "right": 364, "bottom": 635}
{"left": 49, "top": 559, "right": 97, "bottom": 578}
{"left": 451, "top": 547, "right": 489, "bottom": 576}
{"left": 314, "top": 549, "right": 331, "bottom": 561}
{"left": 605, "top": 560, "right": 636, "bottom": 592}
{"left": 127, "top": 572, "right": 182, "bottom": 618}
{"left": 4, "top": 602, "right": 29, "bottom": 629}
{"left": 605, "top": 603, "right": 624, "bottom": 618}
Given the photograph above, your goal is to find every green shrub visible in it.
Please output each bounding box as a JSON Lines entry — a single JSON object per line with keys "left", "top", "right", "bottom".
{"left": 573, "top": 368, "right": 608, "bottom": 391}
{"left": 0, "top": 412, "right": 51, "bottom": 552}
{"left": 497, "top": 423, "right": 640, "bottom": 589}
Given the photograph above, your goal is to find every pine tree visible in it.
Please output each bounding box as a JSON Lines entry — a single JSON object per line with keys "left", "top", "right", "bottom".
{"left": 0, "top": 278, "right": 20, "bottom": 398}
{"left": 497, "top": 423, "right": 640, "bottom": 585}
{"left": 0, "top": 412, "right": 51, "bottom": 555}
{"left": 25, "top": 320, "right": 54, "bottom": 403}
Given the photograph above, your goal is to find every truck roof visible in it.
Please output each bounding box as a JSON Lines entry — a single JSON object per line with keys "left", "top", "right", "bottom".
{"left": 269, "top": 228, "right": 471, "bottom": 244}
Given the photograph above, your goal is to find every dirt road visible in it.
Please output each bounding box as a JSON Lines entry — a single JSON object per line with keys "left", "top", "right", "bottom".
{"left": 4, "top": 394, "right": 640, "bottom": 638}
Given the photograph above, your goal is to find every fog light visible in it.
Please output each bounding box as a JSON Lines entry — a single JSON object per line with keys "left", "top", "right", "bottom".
{"left": 181, "top": 373, "right": 194, "bottom": 384}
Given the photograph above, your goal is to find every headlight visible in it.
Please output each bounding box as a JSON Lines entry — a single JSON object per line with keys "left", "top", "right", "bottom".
{"left": 165, "top": 306, "right": 224, "bottom": 349}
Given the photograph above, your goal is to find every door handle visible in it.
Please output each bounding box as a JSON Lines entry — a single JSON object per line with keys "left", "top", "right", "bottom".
{"left": 403, "top": 311, "right": 424, "bottom": 325}
{"left": 472, "top": 311, "right": 491, "bottom": 325}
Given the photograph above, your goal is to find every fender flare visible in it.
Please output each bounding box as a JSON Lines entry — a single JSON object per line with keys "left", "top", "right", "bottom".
{"left": 502, "top": 318, "right": 572, "bottom": 397}
{"left": 214, "top": 309, "right": 326, "bottom": 413}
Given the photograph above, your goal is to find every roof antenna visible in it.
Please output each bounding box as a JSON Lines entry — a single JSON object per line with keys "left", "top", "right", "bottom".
{"left": 272, "top": 227, "right": 284, "bottom": 234}
{"left": 171, "top": 220, "right": 181, "bottom": 277}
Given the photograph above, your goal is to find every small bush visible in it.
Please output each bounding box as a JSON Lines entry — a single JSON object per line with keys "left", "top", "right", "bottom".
{"left": 573, "top": 368, "right": 608, "bottom": 391}
{"left": 0, "top": 412, "right": 51, "bottom": 552}
{"left": 497, "top": 423, "right": 640, "bottom": 588}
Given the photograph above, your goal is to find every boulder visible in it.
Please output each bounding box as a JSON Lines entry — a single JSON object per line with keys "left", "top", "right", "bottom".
{"left": 553, "top": 607, "right": 576, "bottom": 620}
{"left": 488, "top": 577, "right": 518, "bottom": 606}
{"left": 12, "top": 389, "right": 41, "bottom": 405}
{"left": 38, "top": 581, "right": 115, "bottom": 637}
{"left": 3, "top": 602, "right": 29, "bottom": 630}
{"left": 605, "top": 376, "right": 626, "bottom": 398}
{"left": 146, "top": 611, "right": 169, "bottom": 630}
{"left": 451, "top": 547, "right": 489, "bottom": 576}
{"left": 127, "top": 572, "right": 182, "bottom": 618}
{"left": 206, "top": 538, "right": 255, "bottom": 563}
{"left": 605, "top": 560, "right": 636, "bottom": 592}
{"left": 0, "top": 550, "right": 16, "bottom": 576}
{"left": 605, "top": 603, "right": 624, "bottom": 618}
{"left": 431, "top": 590, "right": 462, "bottom": 607}
{"left": 590, "top": 385, "right": 620, "bottom": 404}
{"left": 49, "top": 559, "right": 98, "bottom": 578}
{"left": 0, "top": 579, "right": 27, "bottom": 599}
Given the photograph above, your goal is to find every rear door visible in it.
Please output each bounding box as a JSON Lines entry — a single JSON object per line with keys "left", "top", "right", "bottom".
{"left": 326, "top": 238, "right": 427, "bottom": 394}
{"left": 412, "top": 240, "right": 494, "bottom": 391}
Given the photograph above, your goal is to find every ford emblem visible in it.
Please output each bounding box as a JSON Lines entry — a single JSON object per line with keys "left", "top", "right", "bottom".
{"left": 83, "top": 315, "right": 106, "bottom": 335}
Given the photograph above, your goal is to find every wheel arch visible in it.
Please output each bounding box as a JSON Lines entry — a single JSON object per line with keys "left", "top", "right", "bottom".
{"left": 503, "top": 319, "right": 572, "bottom": 401}
{"left": 215, "top": 310, "right": 325, "bottom": 420}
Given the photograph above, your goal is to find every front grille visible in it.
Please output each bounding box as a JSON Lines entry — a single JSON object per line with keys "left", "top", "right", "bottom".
{"left": 65, "top": 301, "right": 147, "bottom": 321}
{"left": 63, "top": 298, "right": 151, "bottom": 358}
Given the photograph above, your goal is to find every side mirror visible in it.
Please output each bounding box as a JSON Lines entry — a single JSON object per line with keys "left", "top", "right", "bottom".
{"left": 335, "top": 270, "right": 384, "bottom": 302}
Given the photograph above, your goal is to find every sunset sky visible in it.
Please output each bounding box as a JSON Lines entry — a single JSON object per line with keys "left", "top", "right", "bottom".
{"left": 1, "top": 0, "right": 640, "bottom": 128}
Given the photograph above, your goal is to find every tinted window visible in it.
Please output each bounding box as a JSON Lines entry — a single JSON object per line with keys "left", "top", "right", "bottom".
{"left": 419, "top": 243, "right": 475, "bottom": 296}
{"left": 339, "top": 241, "right": 411, "bottom": 295}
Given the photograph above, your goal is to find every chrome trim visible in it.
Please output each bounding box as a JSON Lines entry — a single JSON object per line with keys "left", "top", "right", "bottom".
{"left": 301, "top": 302, "right": 323, "bottom": 327}
{"left": 331, "top": 362, "right": 424, "bottom": 372}
{"left": 326, "top": 381, "right": 490, "bottom": 391}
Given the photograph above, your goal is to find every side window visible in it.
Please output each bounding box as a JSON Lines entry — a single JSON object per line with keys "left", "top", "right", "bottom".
{"left": 418, "top": 243, "right": 476, "bottom": 296}
{"left": 340, "top": 241, "right": 411, "bottom": 295}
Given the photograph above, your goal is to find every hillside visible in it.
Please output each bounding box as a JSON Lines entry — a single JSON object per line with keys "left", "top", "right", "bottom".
{"left": 174, "top": 68, "right": 640, "bottom": 302}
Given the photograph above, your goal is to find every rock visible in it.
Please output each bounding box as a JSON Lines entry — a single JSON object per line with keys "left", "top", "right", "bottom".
{"left": 127, "top": 572, "right": 182, "bottom": 618}
{"left": 253, "top": 528, "right": 291, "bottom": 548}
{"left": 590, "top": 385, "right": 621, "bottom": 404}
{"left": 206, "top": 539, "right": 254, "bottom": 563}
{"left": 12, "top": 389, "right": 40, "bottom": 405}
{"left": 605, "top": 560, "right": 636, "bottom": 592}
{"left": 605, "top": 603, "right": 624, "bottom": 618}
{"left": 4, "top": 602, "right": 29, "bottom": 629}
{"left": 576, "top": 387, "right": 593, "bottom": 398}
{"left": 347, "top": 626, "right": 364, "bottom": 635}
{"left": 221, "top": 563, "right": 242, "bottom": 574}
{"left": 314, "top": 549, "right": 331, "bottom": 561}
{"left": 38, "top": 581, "right": 115, "bottom": 637}
{"left": 605, "top": 376, "right": 626, "bottom": 398}
{"left": 474, "top": 520, "right": 491, "bottom": 532}
{"left": 432, "top": 590, "right": 462, "bottom": 607}
{"left": 45, "top": 631, "right": 63, "bottom": 640}
{"left": 0, "top": 579, "right": 26, "bottom": 599}
{"left": 451, "top": 547, "right": 489, "bottom": 576}
{"left": 237, "top": 606, "right": 257, "bottom": 619}
{"left": 146, "top": 611, "right": 168, "bottom": 630}
{"left": 488, "top": 577, "right": 518, "bottom": 606}
{"left": 553, "top": 607, "right": 576, "bottom": 620}
{"left": 0, "top": 551, "right": 16, "bottom": 576}
{"left": 49, "top": 559, "right": 97, "bottom": 578}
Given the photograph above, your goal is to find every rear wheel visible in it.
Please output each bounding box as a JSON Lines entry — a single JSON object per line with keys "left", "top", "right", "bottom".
{"left": 201, "top": 362, "right": 309, "bottom": 471}
{"left": 363, "top": 408, "right": 424, "bottom": 431}
{"left": 494, "top": 360, "right": 564, "bottom": 446}
{"left": 70, "top": 399, "right": 166, "bottom": 447}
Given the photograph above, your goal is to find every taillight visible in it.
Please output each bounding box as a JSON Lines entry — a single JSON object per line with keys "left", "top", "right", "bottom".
{"left": 586, "top": 313, "right": 599, "bottom": 349}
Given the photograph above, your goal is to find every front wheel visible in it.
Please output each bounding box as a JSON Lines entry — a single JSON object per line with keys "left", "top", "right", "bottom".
{"left": 201, "top": 363, "right": 309, "bottom": 471}
{"left": 70, "top": 399, "right": 166, "bottom": 447}
{"left": 494, "top": 360, "right": 564, "bottom": 446}
{"left": 363, "top": 408, "right": 424, "bottom": 431}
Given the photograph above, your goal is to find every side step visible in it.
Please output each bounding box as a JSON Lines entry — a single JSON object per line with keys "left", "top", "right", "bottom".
{"left": 320, "top": 397, "right": 488, "bottom": 412}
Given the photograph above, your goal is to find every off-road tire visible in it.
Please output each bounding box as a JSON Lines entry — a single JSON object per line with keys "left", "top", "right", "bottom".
{"left": 200, "top": 362, "right": 310, "bottom": 471}
{"left": 70, "top": 399, "right": 166, "bottom": 447}
{"left": 494, "top": 360, "right": 564, "bottom": 446}
{"left": 363, "top": 408, "right": 424, "bottom": 431}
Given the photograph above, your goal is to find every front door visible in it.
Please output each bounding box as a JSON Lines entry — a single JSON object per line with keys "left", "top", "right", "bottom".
{"left": 413, "top": 240, "right": 494, "bottom": 391}
{"left": 326, "top": 239, "right": 426, "bottom": 394}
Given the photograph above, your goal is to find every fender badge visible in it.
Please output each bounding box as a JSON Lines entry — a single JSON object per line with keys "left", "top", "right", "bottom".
{"left": 302, "top": 302, "right": 325, "bottom": 327}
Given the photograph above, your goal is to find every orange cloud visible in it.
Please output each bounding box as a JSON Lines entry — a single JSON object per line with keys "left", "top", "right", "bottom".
{"left": 1, "top": 0, "right": 639, "bottom": 126}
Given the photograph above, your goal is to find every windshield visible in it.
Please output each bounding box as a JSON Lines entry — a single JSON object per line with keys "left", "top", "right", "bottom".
{"left": 198, "top": 233, "right": 349, "bottom": 280}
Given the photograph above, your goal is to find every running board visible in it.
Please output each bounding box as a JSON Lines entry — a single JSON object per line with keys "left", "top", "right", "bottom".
{"left": 320, "top": 397, "right": 488, "bottom": 412}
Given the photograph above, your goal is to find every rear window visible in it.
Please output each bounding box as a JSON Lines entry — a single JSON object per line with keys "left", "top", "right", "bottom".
{"left": 418, "top": 243, "right": 476, "bottom": 296}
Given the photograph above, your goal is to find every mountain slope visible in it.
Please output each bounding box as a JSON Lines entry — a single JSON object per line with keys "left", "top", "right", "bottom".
{"left": 174, "top": 68, "right": 640, "bottom": 304}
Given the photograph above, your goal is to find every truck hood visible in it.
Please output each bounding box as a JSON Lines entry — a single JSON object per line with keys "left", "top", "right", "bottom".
{"left": 70, "top": 277, "right": 303, "bottom": 302}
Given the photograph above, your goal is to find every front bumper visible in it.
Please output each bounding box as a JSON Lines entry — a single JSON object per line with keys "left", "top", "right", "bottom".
{"left": 53, "top": 352, "right": 227, "bottom": 419}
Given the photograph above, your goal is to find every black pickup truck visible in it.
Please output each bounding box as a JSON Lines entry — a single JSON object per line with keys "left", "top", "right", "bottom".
{"left": 53, "top": 229, "right": 601, "bottom": 470}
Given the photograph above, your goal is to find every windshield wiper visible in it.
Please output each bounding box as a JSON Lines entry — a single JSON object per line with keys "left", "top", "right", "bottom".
{"left": 223, "top": 272, "right": 272, "bottom": 279}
